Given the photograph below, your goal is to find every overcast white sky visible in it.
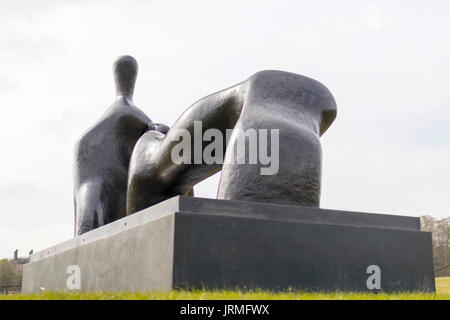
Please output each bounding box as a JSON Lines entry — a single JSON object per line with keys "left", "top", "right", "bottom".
{"left": 0, "top": 0, "right": 449, "bottom": 258}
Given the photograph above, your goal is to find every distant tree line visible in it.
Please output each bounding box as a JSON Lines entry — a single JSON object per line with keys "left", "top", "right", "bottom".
{"left": 421, "top": 216, "right": 450, "bottom": 277}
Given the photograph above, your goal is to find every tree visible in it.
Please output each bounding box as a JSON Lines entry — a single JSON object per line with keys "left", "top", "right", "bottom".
{"left": 0, "top": 259, "right": 19, "bottom": 287}
{"left": 420, "top": 216, "right": 450, "bottom": 277}
{"left": 434, "top": 218, "right": 449, "bottom": 271}
{"left": 420, "top": 215, "right": 435, "bottom": 232}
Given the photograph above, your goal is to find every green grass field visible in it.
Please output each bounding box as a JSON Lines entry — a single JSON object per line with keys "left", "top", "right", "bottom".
{"left": 2, "top": 277, "right": 449, "bottom": 300}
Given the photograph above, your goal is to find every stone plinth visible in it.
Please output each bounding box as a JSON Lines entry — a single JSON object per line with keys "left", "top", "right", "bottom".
{"left": 22, "top": 196, "right": 435, "bottom": 293}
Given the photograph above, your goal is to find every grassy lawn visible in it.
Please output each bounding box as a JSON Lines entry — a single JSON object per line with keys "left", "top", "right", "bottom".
{"left": 2, "top": 277, "right": 449, "bottom": 300}
{"left": 436, "top": 276, "right": 450, "bottom": 295}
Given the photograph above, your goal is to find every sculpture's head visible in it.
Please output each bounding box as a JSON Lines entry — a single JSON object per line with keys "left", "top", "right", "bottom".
{"left": 113, "top": 55, "right": 138, "bottom": 100}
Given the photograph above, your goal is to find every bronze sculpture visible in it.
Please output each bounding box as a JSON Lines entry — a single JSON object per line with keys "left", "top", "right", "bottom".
{"left": 74, "top": 55, "right": 336, "bottom": 233}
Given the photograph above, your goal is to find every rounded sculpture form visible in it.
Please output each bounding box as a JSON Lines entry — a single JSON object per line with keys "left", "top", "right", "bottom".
{"left": 218, "top": 71, "right": 337, "bottom": 206}
{"left": 73, "top": 55, "right": 152, "bottom": 235}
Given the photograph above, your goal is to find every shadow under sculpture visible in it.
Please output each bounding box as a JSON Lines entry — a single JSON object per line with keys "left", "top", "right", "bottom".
{"left": 127, "top": 70, "right": 337, "bottom": 215}
{"left": 73, "top": 55, "right": 169, "bottom": 235}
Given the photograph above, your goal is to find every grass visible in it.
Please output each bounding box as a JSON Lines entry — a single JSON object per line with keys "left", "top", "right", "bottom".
{"left": 2, "top": 277, "right": 449, "bottom": 300}
{"left": 436, "top": 276, "right": 450, "bottom": 295}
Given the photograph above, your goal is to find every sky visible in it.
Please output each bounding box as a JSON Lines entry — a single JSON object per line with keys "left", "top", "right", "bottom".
{"left": 0, "top": 0, "right": 449, "bottom": 258}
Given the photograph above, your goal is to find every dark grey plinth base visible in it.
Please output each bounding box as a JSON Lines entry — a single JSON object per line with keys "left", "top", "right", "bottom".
{"left": 22, "top": 197, "right": 435, "bottom": 293}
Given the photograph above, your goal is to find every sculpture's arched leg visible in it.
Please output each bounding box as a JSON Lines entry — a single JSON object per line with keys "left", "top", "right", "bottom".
{"left": 126, "top": 70, "right": 336, "bottom": 214}
{"left": 217, "top": 71, "right": 336, "bottom": 206}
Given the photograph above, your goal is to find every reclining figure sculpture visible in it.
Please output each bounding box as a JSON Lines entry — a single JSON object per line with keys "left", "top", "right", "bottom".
{"left": 74, "top": 55, "right": 337, "bottom": 234}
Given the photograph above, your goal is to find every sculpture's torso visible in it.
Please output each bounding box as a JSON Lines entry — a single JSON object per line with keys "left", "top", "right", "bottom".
{"left": 74, "top": 99, "right": 150, "bottom": 234}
